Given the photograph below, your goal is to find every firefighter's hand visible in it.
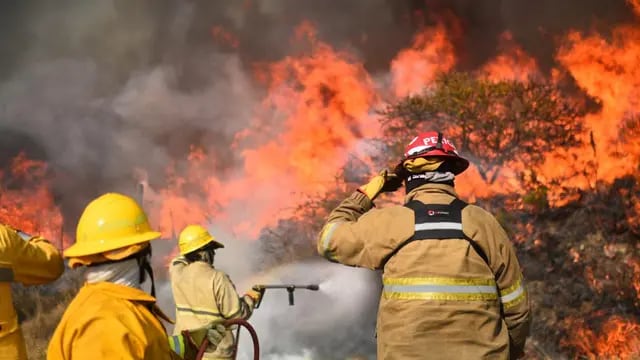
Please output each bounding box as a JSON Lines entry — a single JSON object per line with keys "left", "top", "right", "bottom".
{"left": 170, "top": 321, "right": 226, "bottom": 360}
{"left": 245, "top": 287, "right": 263, "bottom": 304}
{"left": 358, "top": 169, "right": 403, "bottom": 201}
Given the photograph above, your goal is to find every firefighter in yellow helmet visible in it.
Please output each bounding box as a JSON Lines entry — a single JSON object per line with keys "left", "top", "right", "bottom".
{"left": 47, "top": 193, "right": 226, "bottom": 360}
{"left": 0, "top": 225, "right": 64, "bottom": 360}
{"left": 317, "top": 131, "right": 531, "bottom": 359}
{"left": 170, "top": 224, "right": 262, "bottom": 359}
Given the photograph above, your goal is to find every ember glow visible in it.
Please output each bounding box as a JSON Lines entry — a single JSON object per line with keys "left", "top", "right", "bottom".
{"left": 562, "top": 316, "right": 640, "bottom": 359}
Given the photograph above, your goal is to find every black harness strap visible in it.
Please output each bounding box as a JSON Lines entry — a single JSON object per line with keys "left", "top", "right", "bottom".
{"left": 0, "top": 266, "right": 14, "bottom": 282}
{"left": 381, "top": 198, "right": 489, "bottom": 268}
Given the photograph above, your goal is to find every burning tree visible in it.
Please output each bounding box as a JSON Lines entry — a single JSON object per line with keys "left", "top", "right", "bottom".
{"left": 381, "top": 72, "right": 589, "bottom": 186}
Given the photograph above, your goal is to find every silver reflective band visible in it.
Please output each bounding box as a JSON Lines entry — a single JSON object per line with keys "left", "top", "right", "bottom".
{"left": 321, "top": 222, "right": 341, "bottom": 252}
{"left": 0, "top": 267, "right": 14, "bottom": 282}
{"left": 384, "top": 283, "right": 497, "bottom": 294}
{"left": 176, "top": 306, "right": 220, "bottom": 317}
{"left": 17, "top": 230, "right": 32, "bottom": 241}
{"left": 501, "top": 284, "right": 525, "bottom": 303}
{"left": 415, "top": 222, "right": 463, "bottom": 231}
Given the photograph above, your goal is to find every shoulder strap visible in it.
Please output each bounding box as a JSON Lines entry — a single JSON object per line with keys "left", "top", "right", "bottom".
{"left": 0, "top": 265, "right": 14, "bottom": 282}
{"left": 380, "top": 199, "right": 489, "bottom": 268}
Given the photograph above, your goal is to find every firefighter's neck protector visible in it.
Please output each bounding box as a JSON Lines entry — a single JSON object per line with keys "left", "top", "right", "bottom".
{"left": 185, "top": 244, "right": 216, "bottom": 266}
{"left": 86, "top": 258, "right": 141, "bottom": 289}
{"left": 403, "top": 158, "right": 455, "bottom": 193}
{"left": 76, "top": 244, "right": 157, "bottom": 296}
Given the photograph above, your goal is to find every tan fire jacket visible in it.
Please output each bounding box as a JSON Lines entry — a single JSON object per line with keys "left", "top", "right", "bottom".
{"left": 170, "top": 258, "right": 256, "bottom": 360}
{"left": 317, "top": 183, "right": 531, "bottom": 360}
{"left": 0, "top": 224, "right": 64, "bottom": 360}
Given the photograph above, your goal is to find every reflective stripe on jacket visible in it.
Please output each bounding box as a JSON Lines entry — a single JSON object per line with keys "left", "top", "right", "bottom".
{"left": 317, "top": 183, "right": 531, "bottom": 360}
{"left": 47, "top": 282, "right": 179, "bottom": 360}
{"left": 170, "top": 258, "right": 255, "bottom": 360}
{"left": 0, "top": 225, "right": 64, "bottom": 360}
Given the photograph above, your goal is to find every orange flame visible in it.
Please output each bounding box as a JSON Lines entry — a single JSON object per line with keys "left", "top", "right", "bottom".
{"left": 627, "top": 258, "right": 640, "bottom": 302}
{"left": 628, "top": 0, "right": 640, "bottom": 16}
{"left": 555, "top": 23, "right": 640, "bottom": 185}
{"left": 0, "top": 153, "right": 67, "bottom": 248}
{"left": 147, "top": 21, "right": 378, "bottom": 240}
{"left": 390, "top": 22, "right": 457, "bottom": 97}
{"left": 146, "top": 15, "right": 640, "bottom": 234}
{"left": 562, "top": 316, "right": 640, "bottom": 359}
{"left": 477, "top": 31, "right": 540, "bottom": 82}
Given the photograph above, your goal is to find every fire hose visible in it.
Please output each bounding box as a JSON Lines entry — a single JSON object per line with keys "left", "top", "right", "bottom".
{"left": 194, "top": 284, "right": 319, "bottom": 360}
{"left": 196, "top": 319, "right": 260, "bottom": 360}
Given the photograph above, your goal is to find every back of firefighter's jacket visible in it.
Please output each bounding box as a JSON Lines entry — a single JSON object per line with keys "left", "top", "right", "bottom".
{"left": 318, "top": 183, "right": 530, "bottom": 360}
{"left": 170, "top": 259, "right": 254, "bottom": 359}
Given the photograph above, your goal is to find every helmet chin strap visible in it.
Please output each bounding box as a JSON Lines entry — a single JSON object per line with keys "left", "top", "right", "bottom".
{"left": 136, "top": 246, "right": 155, "bottom": 297}
{"left": 184, "top": 246, "right": 216, "bottom": 266}
{"left": 200, "top": 248, "right": 215, "bottom": 266}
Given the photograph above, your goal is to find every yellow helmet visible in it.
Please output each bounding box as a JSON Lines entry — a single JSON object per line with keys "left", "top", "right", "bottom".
{"left": 178, "top": 224, "right": 224, "bottom": 255}
{"left": 64, "top": 193, "right": 161, "bottom": 266}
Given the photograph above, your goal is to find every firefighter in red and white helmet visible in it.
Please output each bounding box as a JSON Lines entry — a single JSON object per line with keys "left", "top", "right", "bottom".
{"left": 317, "top": 131, "right": 531, "bottom": 360}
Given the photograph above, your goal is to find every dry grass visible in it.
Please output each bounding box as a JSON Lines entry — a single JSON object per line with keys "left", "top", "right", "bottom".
{"left": 13, "top": 268, "right": 83, "bottom": 360}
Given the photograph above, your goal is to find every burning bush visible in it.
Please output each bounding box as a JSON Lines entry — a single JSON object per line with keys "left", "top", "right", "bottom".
{"left": 381, "top": 72, "right": 590, "bottom": 187}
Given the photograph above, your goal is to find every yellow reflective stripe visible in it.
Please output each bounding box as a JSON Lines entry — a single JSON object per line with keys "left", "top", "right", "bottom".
{"left": 0, "top": 267, "right": 14, "bottom": 282}
{"left": 384, "top": 276, "right": 496, "bottom": 286}
{"left": 319, "top": 222, "right": 342, "bottom": 261}
{"left": 500, "top": 277, "right": 526, "bottom": 309}
{"left": 168, "top": 334, "right": 186, "bottom": 357}
{"left": 382, "top": 276, "right": 498, "bottom": 301}
{"left": 384, "top": 291, "right": 498, "bottom": 301}
{"left": 175, "top": 304, "right": 221, "bottom": 320}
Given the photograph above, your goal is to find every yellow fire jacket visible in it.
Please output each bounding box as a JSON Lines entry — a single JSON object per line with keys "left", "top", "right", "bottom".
{"left": 0, "top": 224, "right": 64, "bottom": 360}
{"left": 47, "top": 282, "right": 180, "bottom": 360}
{"left": 317, "top": 183, "right": 531, "bottom": 360}
{"left": 170, "top": 258, "right": 256, "bottom": 360}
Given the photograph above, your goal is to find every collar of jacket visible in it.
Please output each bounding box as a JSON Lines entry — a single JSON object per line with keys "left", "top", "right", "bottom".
{"left": 82, "top": 282, "right": 173, "bottom": 323}
{"left": 84, "top": 281, "right": 156, "bottom": 302}
{"left": 404, "top": 182, "right": 458, "bottom": 203}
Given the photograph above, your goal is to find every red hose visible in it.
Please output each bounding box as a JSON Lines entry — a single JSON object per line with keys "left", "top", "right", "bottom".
{"left": 195, "top": 319, "right": 259, "bottom": 360}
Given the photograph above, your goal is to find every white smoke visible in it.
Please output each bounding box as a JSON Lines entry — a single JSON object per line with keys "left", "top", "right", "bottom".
{"left": 235, "top": 262, "right": 380, "bottom": 360}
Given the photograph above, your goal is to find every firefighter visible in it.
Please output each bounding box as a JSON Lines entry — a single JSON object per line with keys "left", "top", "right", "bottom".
{"left": 170, "top": 224, "right": 262, "bottom": 359}
{"left": 317, "top": 131, "right": 531, "bottom": 360}
{"left": 47, "top": 193, "right": 226, "bottom": 360}
{"left": 0, "top": 225, "right": 64, "bottom": 360}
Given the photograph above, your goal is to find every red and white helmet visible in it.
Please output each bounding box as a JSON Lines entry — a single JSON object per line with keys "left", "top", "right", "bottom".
{"left": 400, "top": 131, "right": 469, "bottom": 175}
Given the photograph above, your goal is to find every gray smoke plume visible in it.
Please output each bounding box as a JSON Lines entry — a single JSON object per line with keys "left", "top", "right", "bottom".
{"left": 0, "top": 1, "right": 637, "bottom": 359}
{"left": 0, "top": 0, "right": 636, "bottom": 224}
